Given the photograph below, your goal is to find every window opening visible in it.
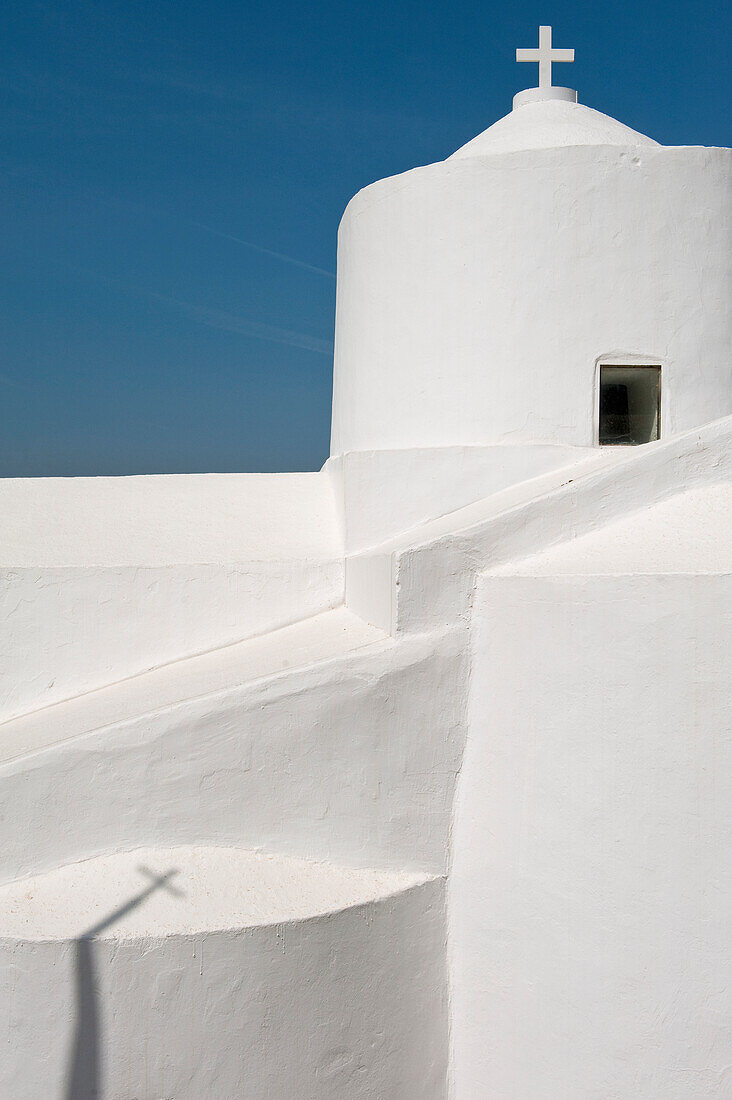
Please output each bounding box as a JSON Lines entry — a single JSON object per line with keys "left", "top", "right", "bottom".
{"left": 598, "top": 365, "right": 660, "bottom": 445}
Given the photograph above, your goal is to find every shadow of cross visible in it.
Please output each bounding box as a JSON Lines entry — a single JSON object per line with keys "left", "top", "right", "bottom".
{"left": 64, "top": 865, "right": 184, "bottom": 1100}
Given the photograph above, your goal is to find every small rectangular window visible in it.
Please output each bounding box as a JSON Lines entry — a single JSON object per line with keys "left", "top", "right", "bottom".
{"left": 599, "top": 365, "right": 660, "bottom": 445}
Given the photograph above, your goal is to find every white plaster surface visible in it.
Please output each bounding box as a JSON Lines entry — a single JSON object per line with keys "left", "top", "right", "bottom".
{"left": 0, "top": 606, "right": 384, "bottom": 764}
{"left": 0, "top": 472, "right": 340, "bottom": 565}
{"left": 497, "top": 482, "right": 732, "bottom": 575}
{"left": 1, "top": 854, "right": 447, "bottom": 1100}
{"left": 347, "top": 416, "right": 732, "bottom": 636}
{"left": 327, "top": 444, "right": 592, "bottom": 553}
{"left": 449, "top": 571, "right": 731, "bottom": 1099}
{"left": 450, "top": 97, "right": 659, "bottom": 157}
{"left": 0, "top": 615, "right": 468, "bottom": 884}
{"left": 0, "top": 845, "right": 432, "bottom": 939}
{"left": 331, "top": 144, "right": 730, "bottom": 455}
{"left": 0, "top": 472, "right": 343, "bottom": 721}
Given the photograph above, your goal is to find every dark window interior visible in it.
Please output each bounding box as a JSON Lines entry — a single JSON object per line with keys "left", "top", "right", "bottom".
{"left": 599, "top": 365, "right": 661, "bottom": 445}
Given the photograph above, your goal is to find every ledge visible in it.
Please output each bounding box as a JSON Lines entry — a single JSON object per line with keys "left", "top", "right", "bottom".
{"left": 0, "top": 844, "right": 435, "bottom": 941}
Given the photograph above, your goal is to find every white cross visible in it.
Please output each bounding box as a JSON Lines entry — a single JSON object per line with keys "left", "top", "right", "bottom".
{"left": 516, "top": 26, "right": 574, "bottom": 88}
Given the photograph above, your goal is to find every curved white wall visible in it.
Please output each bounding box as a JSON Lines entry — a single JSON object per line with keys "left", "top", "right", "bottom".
{"left": 331, "top": 144, "right": 731, "bottom": 454}
{"left": 0, "top": 856, "right": 447, "bottom": 1100}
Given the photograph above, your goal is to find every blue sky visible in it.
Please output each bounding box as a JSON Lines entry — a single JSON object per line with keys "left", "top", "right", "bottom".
{"left": 1, "top": 0, "right": 729, "bottom": 475}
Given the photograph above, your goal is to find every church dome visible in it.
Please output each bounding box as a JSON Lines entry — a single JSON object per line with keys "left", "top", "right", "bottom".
{"left": 450, "top": 96, "right": 660, "bottom": 159}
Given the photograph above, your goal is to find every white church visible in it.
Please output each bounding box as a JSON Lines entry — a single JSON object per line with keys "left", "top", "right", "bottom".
{"left": 1, "top": 27, "right": 730, "bottom": 1099}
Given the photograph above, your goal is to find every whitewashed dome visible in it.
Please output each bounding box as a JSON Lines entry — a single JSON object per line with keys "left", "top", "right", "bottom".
{"left": 450, "top": 97, "right": 660, "bottom": 158}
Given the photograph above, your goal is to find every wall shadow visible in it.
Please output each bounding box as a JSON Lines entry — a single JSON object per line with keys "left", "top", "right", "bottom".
{"left": 63, "top": 866, "right": 183, "bottom": 1100}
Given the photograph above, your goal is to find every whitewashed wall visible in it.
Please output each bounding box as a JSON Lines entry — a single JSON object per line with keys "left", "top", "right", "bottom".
{"left": 1, "top": 875, "right": 448, "bottom": 1100}
{"left": 0, "top": 622, "right": 468, "bottom": 885}
{"left": 326, "top": 444, "right": 589, "bottom": 553}
{"left": 331, "top": 145, "right": 731, "bottom": 454}
{"left": 449, "top": 571, "right": 732, "bottom": 1098}
{"left": 0, "top": 473, "right": 342, "bottom": 721}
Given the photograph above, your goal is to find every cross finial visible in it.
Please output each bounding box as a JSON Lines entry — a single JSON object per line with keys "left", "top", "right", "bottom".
{"left": 516, "top": 26, "right": 574, "bottom": 88}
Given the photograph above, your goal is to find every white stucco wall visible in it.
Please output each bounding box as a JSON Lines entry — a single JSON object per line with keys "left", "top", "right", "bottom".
{"left": 0, "top": 613, "right": 468, "bottom": 885}
{"left": 331, "top": 144, "right": 730, "bottom": 454}
{"left": 346, "top": 416, "right": 732, "bottom": 635}
{"left": 326, "top": 444, "right": 593, "bottom": 553}
{"left": 0, "top": 473, "right": 343, "bottom": 721}
{"left": 450, "top": 570, "right": 731, "bottom": 1098}
{"left": 0, "top": 849, "right": 448, "bottom": 1100}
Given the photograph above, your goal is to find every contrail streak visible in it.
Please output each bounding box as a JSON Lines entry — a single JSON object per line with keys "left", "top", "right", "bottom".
{"left": 146, "top": 290, "right": 334, "bottom": 355}
{"left": 0, "top": 171, "right": 335, "bottom": 280}
{"left": 14, "top": 246, "right": 334, "bottom": 356}
{"left": 188, "top": 219, "right": 336, "bottom": 279}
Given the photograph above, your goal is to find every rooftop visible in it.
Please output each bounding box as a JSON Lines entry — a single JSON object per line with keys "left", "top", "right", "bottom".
{"left": 450, "top": 98, "right": 660, "bottom": 159}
